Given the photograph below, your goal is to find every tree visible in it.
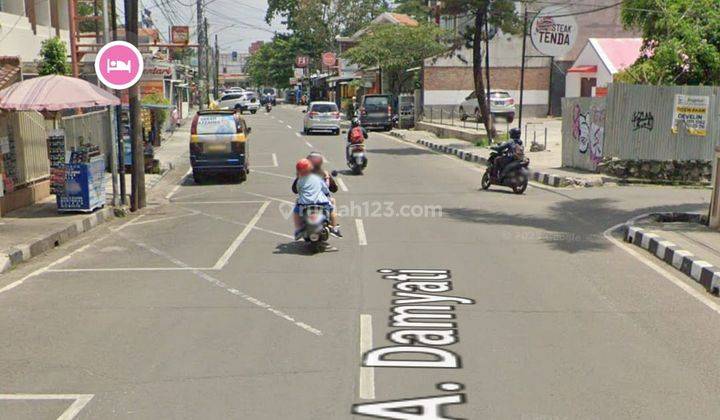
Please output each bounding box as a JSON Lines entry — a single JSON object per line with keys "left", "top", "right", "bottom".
{"left": 246, "top": 35, "right": 314, "bottom": 88}
{"left": 393, "top": 0, "right": 431, "bottom": 20}
{"left": 38, "top": 37, "right": 71, "bottom": 76}
{"left": 343, "top": 23, "right": 449, "bottom": 96}
{"left": 440, "top": 1, "right": 519, "bottom": 138}
{"left": 616, "top": 0, "right": 720, "bottom": 85}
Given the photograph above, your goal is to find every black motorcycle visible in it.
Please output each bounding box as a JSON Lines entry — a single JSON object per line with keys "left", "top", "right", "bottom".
{"left": 481, "top": 148, "right": 530, "bottom": 194}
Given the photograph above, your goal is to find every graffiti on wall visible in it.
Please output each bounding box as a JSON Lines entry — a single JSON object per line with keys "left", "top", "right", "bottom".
{"left": 631, "top": 111, "right": 654, "bottom": 131}
{"left": 572, "top": 103, "right": 605, "bottom": 163}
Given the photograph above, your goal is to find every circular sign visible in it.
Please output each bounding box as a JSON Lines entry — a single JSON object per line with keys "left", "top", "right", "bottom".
{"left": 530, "top": 6, "right": 578, "bottom": 57}
{"left": 322, "top": 52, "right": 336, "bottom": 67}
{"left": 94, "top": 41, "right": 144, "bottom": 90}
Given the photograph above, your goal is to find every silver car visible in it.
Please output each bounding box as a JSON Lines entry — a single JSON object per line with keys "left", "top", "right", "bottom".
{"left": 459, "top": 90, "right": 516, "bottom": 123}
{"left": 303, "top": 101, "right": 341, "bottom": 135}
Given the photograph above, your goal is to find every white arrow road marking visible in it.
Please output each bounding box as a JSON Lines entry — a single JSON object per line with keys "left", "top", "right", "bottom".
{"left": 214, "top": 201, "right": 270, "bottom": 270}
{"left": 336, "top": 177, "right": 348, "bottom": 192}
{"left": 359, "top": 314, "right": 375, "bottom": 399}
{"left": 355, "top": 219, "right": 367, "bottom": 246}
{"left": 0, "top": 394, "right": 94, "bottom": 420}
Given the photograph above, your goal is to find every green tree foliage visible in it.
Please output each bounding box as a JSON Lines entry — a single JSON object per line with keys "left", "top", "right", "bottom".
{"left": 38, "top": 37, "right": 71, "bottom": 76}
{"left": 343, "top": 23, "right": 449, "bottom": 96}
{"left": 439, "top": 1, "right": 519, "bottom": 137}
{"left": 77, "top": 2, "right": 100, "bottom": 33}
{"left": 616, "top": 0, "right": 720, "bottom": 85}
{"left": 141, "top": 92, "right": 171, "bottom": 127}
{"left": 393, "top": 0, "right": 431, "bottom": 20}
{"left": 246, "top": 35, "right": 314, "bottom": 88}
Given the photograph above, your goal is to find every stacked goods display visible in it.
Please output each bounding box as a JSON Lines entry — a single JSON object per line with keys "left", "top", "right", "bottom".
{"left": 47, "top": 129, "right": 67, "bottom": 194}
{"left": 55, "top": 142, "right": 106, "bottom": 212}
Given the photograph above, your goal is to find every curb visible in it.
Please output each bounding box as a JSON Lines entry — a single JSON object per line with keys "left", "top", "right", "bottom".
{"left": 389, "top": 131, "right": 601, "bottom": 188}
{"left": 0, "top": 206, "right": 114, "bottom": 274}
{"left": 625, "top": 224, "right": 720, "bottom": 295}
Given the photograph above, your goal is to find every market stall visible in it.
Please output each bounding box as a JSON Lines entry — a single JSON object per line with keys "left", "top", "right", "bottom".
{"left": 0, "top": 75, "right": 120, "bottom": 213}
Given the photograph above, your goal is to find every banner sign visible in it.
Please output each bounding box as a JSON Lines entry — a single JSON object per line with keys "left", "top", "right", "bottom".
{"left": 322, "top": 52, "right": 337, "bottom": 67}
{"left": 672, "top": 94, "right": 709, "bottom": 136}
{"left": 530, "top": 6, "right": 578, "bottom": 57}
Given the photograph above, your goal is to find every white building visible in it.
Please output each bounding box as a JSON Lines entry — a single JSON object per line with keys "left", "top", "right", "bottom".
{"left": 565, "top": 38, "right": 643, "bottom": 98}
{"left": 0, "top": 0, "right": 71, "bottom": 64}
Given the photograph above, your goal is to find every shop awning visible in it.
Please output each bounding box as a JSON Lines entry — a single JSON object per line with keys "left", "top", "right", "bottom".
{"left": 567, "top": 65, "right": 598, "bottom": 73}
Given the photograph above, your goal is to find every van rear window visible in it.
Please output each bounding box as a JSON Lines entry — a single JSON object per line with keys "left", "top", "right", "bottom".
{"left": 197, "top": 115, "right": 237, "bottom": 135}
{"left": 364, "top": 96, "right": 389, "bottom": 111}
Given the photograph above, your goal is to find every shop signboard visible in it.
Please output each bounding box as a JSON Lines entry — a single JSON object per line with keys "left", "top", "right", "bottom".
{"left": 295, "top": 55, "right": 309, "bottom": 68}
{"left": 171, "top": 26, "right": 190, "bottom": 44}
{"left": 672, "top": 94, "right": 709, "bottom": 136}
{"left": 322, "top": 52, "right": 337, "bottom": 68}
{"left": 530, "top": 6, "right": 578, "bottom": 57}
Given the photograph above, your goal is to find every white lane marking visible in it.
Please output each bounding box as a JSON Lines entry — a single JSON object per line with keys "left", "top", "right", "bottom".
{"left": 359, "top": 314, "right": 375, "bottom": 399}
{"left": 109, "top": 214, "right": 147, "bottom": 232}
{"left": 174, "top": 200, "right": 267, "bottom": 205}
{"left": 305, "top": 141, "right": 314, "bottom": 148}
{"left": 124, "top": 233, "right": 322, "bottom": 336}
{"left": 295, "top": 132, "right": 302, "bottom": 138}
{"left": 169, "top": 189, "right": 213, "bottom": 202}
{"left": 286, "top": 124, "right": 293, "bottom": 129}
{"left": 0, "top": 394, "right": 94, "bottom": 420}
{"left": 47, "top": 267, "right": 215, "bottom": 273}
{"left": 278, "top": 119, "right": 284, "bottom": 123}
{"left": 253, "top": 169, "right": 294, "bottom": 180}
{"left": 177, "top": 205, "right": 294, "bottom": 240}
{"left": 245, "top": 191, "right": 294, "bottom": 205}
{"left": 165, "top": 168, "right": 192, "bottom": 199}
{"left": 129, "top": 210, "right": 200, "bottom": 226}
{"left": 603, "top": 223, "right": 720, "bottom": 316}
{"left": 355, "top": 219, "right": 367, "bottom": 246}
{"left": 336, "top": 177, "right": 348, "bottom": 192}
{"left": 272, "top": 152, "right": 279, "bottom": 167}
{"left": 213, "top": 201, "right": 270, "bottom": 270}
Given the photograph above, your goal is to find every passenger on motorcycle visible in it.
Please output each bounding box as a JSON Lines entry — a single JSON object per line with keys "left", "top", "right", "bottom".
{"left": 347, "top": 118, "right": 368, "bottom": 160}
{"left": 491, "top": 128, "right": 524, "bottom": 178}
{"left": 292, "top": 158, "right": 342, "bottom": 240}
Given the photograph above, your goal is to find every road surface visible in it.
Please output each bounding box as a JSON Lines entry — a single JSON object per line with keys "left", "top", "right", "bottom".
{"left": 1, "top": 106, "right": 719, "bottom": 419}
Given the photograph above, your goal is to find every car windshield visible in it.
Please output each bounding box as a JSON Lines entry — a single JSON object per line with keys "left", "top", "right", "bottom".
{"left": 364, "top": 96, "right": 389, "bottom": 111}
{"left": 263, "top": 88, "right": 275, "bottom": 95}
{"left": 196, "top": 114, "right": 237, "bottom": 135}
{"left": 491, "top": 92, "right": 511, "bottom": 99}
{"left": 311, "top": 103, "right": 338, "bottom": 113}
{"left": 221, "top": 94, "right": 242, "bottom": 101}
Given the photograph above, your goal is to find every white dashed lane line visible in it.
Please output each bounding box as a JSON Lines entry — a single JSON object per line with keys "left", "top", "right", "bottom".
{"left": 287, "top": 124, "right": 293, "bottom": 129}
{"left": 336, "top": 177, "right": 348, "bottom": 192}
{"left": 359, "top": 314, "right": 375, "bottom": 399}
{"left": 355, "top": 219, "right": 367, "bottom": 246}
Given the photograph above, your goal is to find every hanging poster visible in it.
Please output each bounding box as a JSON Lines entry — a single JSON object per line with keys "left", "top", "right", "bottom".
{"left": 672, "top": 94, "right": 709, "bottom": 136}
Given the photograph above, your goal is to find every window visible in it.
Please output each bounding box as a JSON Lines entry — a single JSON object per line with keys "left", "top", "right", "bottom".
{"left": 221, "top": 94, "right": 241, "bottom": 101}
{"left": 311, "top": 103, "right": 338, "bottom": 113}
{"left": 363, "top": 96, "right": 389, "bottom": 111}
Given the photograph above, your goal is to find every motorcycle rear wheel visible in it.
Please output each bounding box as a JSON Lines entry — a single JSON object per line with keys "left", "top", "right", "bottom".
{"left": 512, "top": 174, "right": 528, "bottom": 194}
{"left": 481, "top": 172, "right": 491, "bottom": 190}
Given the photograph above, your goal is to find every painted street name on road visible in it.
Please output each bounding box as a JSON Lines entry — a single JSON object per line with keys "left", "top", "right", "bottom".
{"left": 352, "top": 269, "right": 475, "bottom": 419}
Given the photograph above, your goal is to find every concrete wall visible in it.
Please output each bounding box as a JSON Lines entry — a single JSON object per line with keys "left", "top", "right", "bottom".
{"left": 0, "top": 6, "right": 71, "bottom": 63}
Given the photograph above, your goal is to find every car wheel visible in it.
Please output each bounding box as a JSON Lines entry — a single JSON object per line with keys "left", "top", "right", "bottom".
{"left": 251, "top": 110, "right": 257, "bottom": 114}
{"left": 481, "top": 172, "right": 491, "bottom": 190}
{"left": 459, "top": 107, "right": 468, "bottom": 121}
{"left": 333, "top": 129, "right": 340, "bottom": 136}
{"left": 304, "top": 128, "right": 310, "bottom": 135}
{"left": 506, "top": 116, "right": 514, "bottom": 123}
{"left": 193, "top": 170, "right": 204, "bottom": 184}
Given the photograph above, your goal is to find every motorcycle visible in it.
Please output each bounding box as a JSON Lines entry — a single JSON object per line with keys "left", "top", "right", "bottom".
{"left": 346, "top": 143, "right": 368, "bottom": 175}
{"left": 299, "top": 205, "right": 331, "bottom": 252}
{"left": 266, "top": 103, "right": 272, "bottom": 113}
{"left": 481, "top": 149, "right": 530, "bottom": 194}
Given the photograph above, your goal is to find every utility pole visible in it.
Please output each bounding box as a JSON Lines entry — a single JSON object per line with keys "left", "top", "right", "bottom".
{"left": 205, "top": 17, "right": 210, "bottom": 100}
{"left": 484, "top": 8, "right": 492, "bottom": 140}
{"left": 215, "top": 34, "right": 220, "bottom": 98}
{"left": 196, "top": 0, "right": 206, "bottom": 110}
{"left": 518, "top": 7, "right": 528, "bottom": 130}
{"left": 125, "top": 0, "right": 145, "bottom": 210}
{"left": 110, "top": 0, "right": 126, "bottom": 206}
{"left": 103, "top": 0, "right": 119, "bottom": 207}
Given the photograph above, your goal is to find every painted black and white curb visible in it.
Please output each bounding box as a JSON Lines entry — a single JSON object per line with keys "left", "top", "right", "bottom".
{"left": 389, "top": 131, "right": 602, "bottom": 188}
{"left": 626, "top": 226, "right": 720, "bottom": 295}
{"left": 0, "top": 207, "right": 114, "bottom": 274}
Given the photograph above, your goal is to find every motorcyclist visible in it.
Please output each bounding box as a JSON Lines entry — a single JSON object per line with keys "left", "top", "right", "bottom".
{"left": 491, "top": 128, "right": 524, "bottom": 178}
{"left": 347, "top": 118, "right": 368, "bottom": 161}
{"left": 292, "top": 157, "right": 342, "bottom": 239}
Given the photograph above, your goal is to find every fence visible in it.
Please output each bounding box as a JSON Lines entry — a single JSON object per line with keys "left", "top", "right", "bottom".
{"left": 0, "top": 111, "right": 50, "bottom": 186}
{"left": 61, "top": 110, "right": 112, "bottom": 160}
{"left": 420, "top": 105, "right": 514, "bottom": 137}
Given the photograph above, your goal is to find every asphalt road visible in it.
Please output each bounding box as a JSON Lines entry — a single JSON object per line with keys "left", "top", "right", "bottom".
{"left": 1, "top": 106, "right": 720, "bottom": 419}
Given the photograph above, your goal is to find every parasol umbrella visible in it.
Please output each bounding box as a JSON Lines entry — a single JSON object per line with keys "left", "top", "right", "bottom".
{"left": 0, "top": 75, "right": 119, "bottom": 111}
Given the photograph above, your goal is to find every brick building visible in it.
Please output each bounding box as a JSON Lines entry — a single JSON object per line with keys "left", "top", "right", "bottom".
{"left": 423, "top": 0, "right": 636, "bottom": 117}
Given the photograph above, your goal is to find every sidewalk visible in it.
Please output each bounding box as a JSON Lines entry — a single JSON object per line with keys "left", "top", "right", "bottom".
{"left": 390, "top": 128, "right": 608, "bottom": 188}
{"left": 624, "top": 213, "right": 720, "bottom": 295}
{"left": 0, "top": 119, "right": 190, "bottom": 274}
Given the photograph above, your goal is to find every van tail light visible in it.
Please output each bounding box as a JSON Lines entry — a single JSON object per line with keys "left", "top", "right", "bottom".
{"left": 387, "top": 106, "right": 392, "bottom": 115}
{"left": 309, "top": 111, "right": 318, "bottom": 119}
{"left": 190, "top": 114, "right": 199, "bottom": 135}
{"left": 507, "top": 98, "right": 515, "bottom": 105}
{"left": 190, "top": 142, "right": 202, "bottom": 154}
{"left": 231, "top": 142, "right": 244, "bottom": 153}
{"left": 332, "top": 112, "right": 340, "bottom": 118}
{"left": 360, "top": 107, "right": 366, "bottom": 116}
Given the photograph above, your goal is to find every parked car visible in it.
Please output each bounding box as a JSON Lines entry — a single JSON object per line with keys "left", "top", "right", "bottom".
{"left": 359, "top": 94, "right": 393, "bottom": 131}
{"left": 189, "top": 110, "right": 251, "bottom": 183}
{"left": 458, "top": 90, "right": 516, "bottom": 123}
{"left": 218, "top": 92, "right": 259, "bottom": 114}
{"left": 303, "top": 101, "right": 341, "bottom": 135}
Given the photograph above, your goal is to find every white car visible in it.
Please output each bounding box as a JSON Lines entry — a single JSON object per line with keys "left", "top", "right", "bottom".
{"left": 218, "top": 92, "right": 259, "bottom": 114}
{"left": 303, "top": 102, "right": 341, "bottom": 135}
{"left": 458, "top": 90, "right": 516, "bottom": 123}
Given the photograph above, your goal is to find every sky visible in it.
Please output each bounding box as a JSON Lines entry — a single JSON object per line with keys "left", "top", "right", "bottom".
{"left": 121, "top": 0, "right": 285, "bottom": 54}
